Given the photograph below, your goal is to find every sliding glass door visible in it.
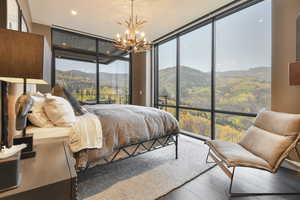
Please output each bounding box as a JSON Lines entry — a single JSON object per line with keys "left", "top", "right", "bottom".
{"left": 154, "top": 0, "right": 271, "bottom": 142}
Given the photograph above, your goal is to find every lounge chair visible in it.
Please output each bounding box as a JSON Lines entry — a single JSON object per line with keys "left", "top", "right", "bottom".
{"left": 205, "top": 110, "right": 300, "bottom": 197}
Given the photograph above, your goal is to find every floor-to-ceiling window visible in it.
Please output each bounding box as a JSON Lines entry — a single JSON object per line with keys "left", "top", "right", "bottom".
{"left": 154, "top": 0, "right": 271, "bottom": 143}
{"left": 52, "top": 29, "right": 131, "bottom": 104}
{"left": 55, "top": 58, "right": 97, "bottom": 103}
{"left": 99, "top": 60, "right": 130, "bottom": 104}
{"left": 158, "top": 39, "right": 177, "bottom": 106}
{"left": 157, "top": 38, "right": 177, "bottom": 117}
{"left": 179, "top": 23, "right": 212, "bottom": 138}
{"left": 214, "top": 1, "right": 271, "bottom": 142}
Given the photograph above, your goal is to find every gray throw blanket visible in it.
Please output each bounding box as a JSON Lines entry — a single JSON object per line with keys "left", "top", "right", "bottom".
{"left": 75, "top": 104, "right": 179, "bottom": 170}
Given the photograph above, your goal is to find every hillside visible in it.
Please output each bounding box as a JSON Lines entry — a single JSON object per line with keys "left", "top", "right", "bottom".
{"left": 159, "top": 66, "right": 271, "bottom": 88}
{"left": 159, "top": 66, "right": 271, "bottom": 113}
{"left": 56, "top": 70, "right": 129, "bottom": 90}
{"left": 159, "top": 66, "right": 271, "bottom": 142}
{"left": 56, "top": 65, "right": 271, "bottom": 143}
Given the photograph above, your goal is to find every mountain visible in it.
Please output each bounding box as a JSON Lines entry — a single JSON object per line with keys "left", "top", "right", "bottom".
{"left": 159, "top": 66, "right": 271, "bottom": 88}
{"left": 56, "top": 70, "right": 129, "bottom": 89}
{"left": 159, "top": 66, "right": 211, "bottom": 88}
{"left": 158, "top": 66, "right": 271, "bottom": 112}
{"left": 58, "top": 70, "right": 95, "bottom": 79}
{"left": 216, "top": 67, "right": 271, "bottom": 82}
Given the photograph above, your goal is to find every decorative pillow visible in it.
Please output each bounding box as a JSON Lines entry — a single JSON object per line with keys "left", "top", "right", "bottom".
{"left": 239, "top": 126, "right": 295, "bottom": 167}
{"left": 51, "top": 84, "right": 87, "bottom": 116}
{"left": 27, "top": 92, "right": 54, "bottom": 128}
{"left": 44, "top": 94, "right": 76, "bottom": 127}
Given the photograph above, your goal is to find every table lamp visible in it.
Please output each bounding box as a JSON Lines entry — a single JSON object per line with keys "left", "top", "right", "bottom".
{"left": 0, "top": 28, "right": 49, "bottom": 159}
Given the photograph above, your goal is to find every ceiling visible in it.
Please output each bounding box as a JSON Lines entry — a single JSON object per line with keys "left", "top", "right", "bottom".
{"left": 28, "top": 0, "right": 235, "bottom": 41}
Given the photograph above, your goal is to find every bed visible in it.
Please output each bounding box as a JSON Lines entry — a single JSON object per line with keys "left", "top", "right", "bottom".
{"left": 28, "top": 104, "right": 180, "bottom": 171}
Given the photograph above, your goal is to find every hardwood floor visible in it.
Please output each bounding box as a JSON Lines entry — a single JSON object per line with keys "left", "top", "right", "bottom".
{"left": 159, "top": 153, "right": 300, "bottom": 200}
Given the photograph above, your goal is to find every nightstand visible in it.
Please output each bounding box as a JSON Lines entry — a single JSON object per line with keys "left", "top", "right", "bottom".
{"left": 0, "top": 141, "right": 77, "bottom": 200}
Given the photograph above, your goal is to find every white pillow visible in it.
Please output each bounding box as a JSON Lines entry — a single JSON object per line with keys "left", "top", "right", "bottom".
{"left": 28, "top": 93, "right": 54, "bottom": 128}
{"left": 44, "top": 94, "right": 76, "bottom": 127}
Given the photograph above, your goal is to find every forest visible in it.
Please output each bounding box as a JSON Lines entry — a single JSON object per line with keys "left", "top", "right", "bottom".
{"left": 56, "top": 69, "right": 129, "bottom": 104}
{"left": 159, "top": 66, "right": 271, "bottom": 143}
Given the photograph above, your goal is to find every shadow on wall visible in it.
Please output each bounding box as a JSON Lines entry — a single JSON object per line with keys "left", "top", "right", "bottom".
{"left": 297, "top": 13, "right": 300, "bottom": 61}
{"left": 289, "top": 13, "right": 300, "bottom": 164}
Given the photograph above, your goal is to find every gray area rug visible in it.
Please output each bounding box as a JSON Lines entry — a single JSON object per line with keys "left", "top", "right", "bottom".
{"left": 78, "top": 135, "right": 213, "bottom": 200}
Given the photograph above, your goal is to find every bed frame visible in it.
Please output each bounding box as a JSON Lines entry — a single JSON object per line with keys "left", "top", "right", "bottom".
{"left": 81, "top": 133, "right": 179, "bottom": 171}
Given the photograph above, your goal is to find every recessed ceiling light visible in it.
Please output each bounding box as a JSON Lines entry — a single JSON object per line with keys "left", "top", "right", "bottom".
{"left": 71, "top": 10, "right": 78, "bottom": 16}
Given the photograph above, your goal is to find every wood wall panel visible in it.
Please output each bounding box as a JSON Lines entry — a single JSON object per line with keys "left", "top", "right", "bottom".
{"left": 132, "top": 52, "right": 147, "bottom": 106}
{"left": 0, "top": 0, "right": 7, "bottom": 29}
{"left": 272, "top": 0, "right": 300, "bottom": 166}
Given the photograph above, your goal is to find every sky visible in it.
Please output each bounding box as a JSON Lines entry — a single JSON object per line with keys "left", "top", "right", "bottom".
{"left": 56, "top": 58, "right": 129, "bottom": 74}
{"left": 159, "top": 0, "right": 272, "bottom": 72}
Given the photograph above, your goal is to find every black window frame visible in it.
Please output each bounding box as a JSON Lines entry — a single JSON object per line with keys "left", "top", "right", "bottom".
{"left": 153, "top": 0, "right": 270, "bottom": 141}
{"left": 51, "top": 28, "right": 132, "bottom": 104}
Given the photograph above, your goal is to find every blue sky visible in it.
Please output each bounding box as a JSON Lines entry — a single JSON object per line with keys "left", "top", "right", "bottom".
{"left": 159, "top": 0, "right": 272, "bottom": 72}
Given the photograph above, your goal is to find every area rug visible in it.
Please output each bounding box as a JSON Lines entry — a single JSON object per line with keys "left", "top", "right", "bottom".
{"left": 78, "top": 135, "right": 214, "bottom": 200}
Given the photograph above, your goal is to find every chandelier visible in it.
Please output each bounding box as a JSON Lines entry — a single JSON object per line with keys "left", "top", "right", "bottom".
{"left": 114, "top": 0, "right": 151, "bottom": 53}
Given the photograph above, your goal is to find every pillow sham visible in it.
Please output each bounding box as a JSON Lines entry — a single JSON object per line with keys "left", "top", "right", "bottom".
{"left": 27, "top": 92, "right": 54, "bottom": 128}
{"left": 52, "top": 84, "right": 87, "bottom": 116}
{"left": 44, "top": 94, "right": 76, "bottom": 127}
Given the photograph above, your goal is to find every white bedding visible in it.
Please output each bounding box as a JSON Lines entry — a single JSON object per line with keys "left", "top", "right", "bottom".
{"left": 69, "top": 113, "right": 103, "bottom": 152}
{"left": 26, "top": 126, "right": 73, "bottom": 141}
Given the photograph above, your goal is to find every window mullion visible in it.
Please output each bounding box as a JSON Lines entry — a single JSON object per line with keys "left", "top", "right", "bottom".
{"left": 211, "top": 19, "right": 216, "bottom": 140}
{"left": 154, "top": 45, "right": 159, "bottom": 108}
{"left": 96, "top": 39, "right": 100, "bottom": 104}
{"left": 176, "top": 37, "right": 180, "bottom": 120}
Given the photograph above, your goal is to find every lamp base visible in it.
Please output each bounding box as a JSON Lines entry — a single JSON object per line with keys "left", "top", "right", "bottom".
{"left": 13, "top": 134, "right": 35, "bottom": 159}
{"left": 20, "top": 151, "right": 36, "bottom": 159}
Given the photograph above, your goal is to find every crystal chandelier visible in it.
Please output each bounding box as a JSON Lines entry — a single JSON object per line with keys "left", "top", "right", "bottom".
{"left": 114, "top": 0, "right": 151, "bottom": 53}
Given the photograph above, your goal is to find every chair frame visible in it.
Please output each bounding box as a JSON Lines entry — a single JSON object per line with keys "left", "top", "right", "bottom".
{"left": 205, "top": 140, "right": 300, "bottom": 197}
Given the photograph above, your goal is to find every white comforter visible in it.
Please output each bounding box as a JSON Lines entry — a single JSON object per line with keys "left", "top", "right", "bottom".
{"left": 69, "top": 113, "right": 103, "bottom": 153}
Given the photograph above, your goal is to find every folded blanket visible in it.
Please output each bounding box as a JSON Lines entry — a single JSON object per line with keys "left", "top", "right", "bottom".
{"left": 69, "top": 113, "right": 103, "bottom": 153}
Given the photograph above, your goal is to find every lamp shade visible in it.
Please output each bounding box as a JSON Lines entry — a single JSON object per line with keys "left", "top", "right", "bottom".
{"left": 0, "top": 28, "right": 49, "bottom": 84}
